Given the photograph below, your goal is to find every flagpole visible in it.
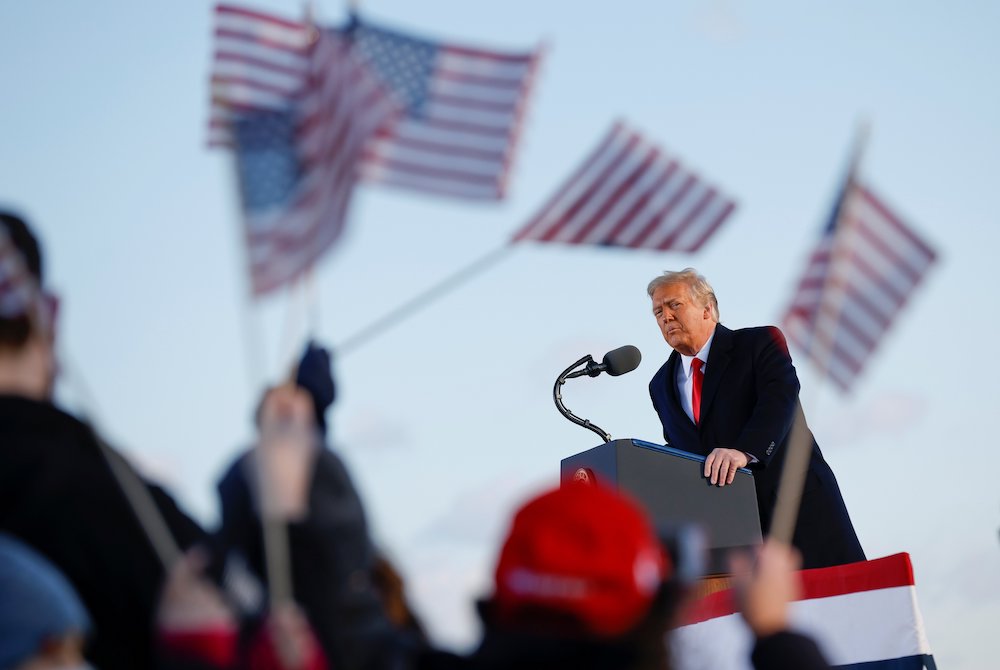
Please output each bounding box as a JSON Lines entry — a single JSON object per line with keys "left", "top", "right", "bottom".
{"left": 277, "top": 279, "right": 308, "bottom": 378}
{"left": 221, "top": 129, "right": 302, "bottom": 606}
{"left": 57, "top": 358, "right": 182, "bottom": 570}
{"left": 768, "top": 121, "right": 870, "bottom": 547}
{"left": 336, "top": 243, "right": 516, "bottom": 355}
{"left": 304, "top": 268, "right": 321, "bottom": 339}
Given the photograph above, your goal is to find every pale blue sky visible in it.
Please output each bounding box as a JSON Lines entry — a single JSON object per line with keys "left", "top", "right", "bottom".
{"left": 2, "top": 1, "right": 998, "bottom": 666}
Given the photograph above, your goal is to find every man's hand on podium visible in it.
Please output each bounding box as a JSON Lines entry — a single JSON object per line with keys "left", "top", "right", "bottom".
{"left": 705, "top": 447, "right": 749, "bottom": 486}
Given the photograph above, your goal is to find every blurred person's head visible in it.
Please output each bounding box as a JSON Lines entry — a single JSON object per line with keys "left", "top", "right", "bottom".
{"left": 254, "top": 341, "right": 336, "bottom": 437}
{"left": 0, "top": 211, "right": 57, "bottom": 400}
{"left": 476, "top": 483, "right": 689, "bottom": 670}
{"left": 0, "top": 534, "right": 91, "bottom": 670}
{"left": 647, "top": 268, "right": 718, "bottom": 356}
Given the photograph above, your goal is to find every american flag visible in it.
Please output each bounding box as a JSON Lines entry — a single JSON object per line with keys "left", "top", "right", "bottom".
{"left": 222, "top": 11, "right": 399, "bottom": 295}
{"left": 781, "top": 176, "right": 938, "bottom": 391}
{"left": 209, "top": 5, "right": 314, "bottom": 144}
{"left": 209, "top": 5, "right": 542, "bottom": 202}
{"left": 511, "top": 121, "right": 737, "bottom": 251}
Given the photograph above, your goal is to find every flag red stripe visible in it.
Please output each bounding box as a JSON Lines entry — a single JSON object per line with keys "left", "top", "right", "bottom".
{"left": 362, "top": 153, "right": 500, "bottom": 186}
{"left": 627, "top": 174, "right": 696, "bottom": 248}
{"left": 433, "top": 68, "right": 529, "bottom": 90}
{"left": 370, "top": 131, "right": 506, "bottom": 162}
{"left": 656, "top": 187, "right": 718, "bottom": 250}
{"left": 856, "top": 186, "right": 938, "bottom": 261}
{"left": 682, "top": 554, "right": 915, "bottom": 625}
{"left": 598, "top": 160, "right": 679, "bottom": 245}
{"left": 850, "top": 216, "right": 928, "bottom": 286}
{"left": 686, "top": 200, "right": 736, "bottom": 253}
{"left": 214, "top": 28, "right": 307, "bottom": 56}
{"left": 211, "top": 74, "right": 300, "bottom": 98}
{"left": 566, "top": 147, "right": 661, "bottom": 245}
{"left": 512, "top": 124, "right": 625, "bottom": 242}
{"left": 215, "top": 4, "right": 304, "bottom": 30}
{"left": 538, "top": 134, "right": 641, "bottom": 242}
{"left": 429, "top": 92, "right": 522, "bottom": 114}
{"left": 213, "top": 50, "right": 307, "bottom": 79}
{"left": 439, "top": 44, "right": 536, "bottom": 65}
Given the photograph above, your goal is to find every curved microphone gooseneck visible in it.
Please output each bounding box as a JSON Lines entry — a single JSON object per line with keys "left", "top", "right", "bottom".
{"left": 553, "top": 354, "right": 613, "bottom": 443}
{"left": 552, "top": 345, "right": 642, "bottom": 443}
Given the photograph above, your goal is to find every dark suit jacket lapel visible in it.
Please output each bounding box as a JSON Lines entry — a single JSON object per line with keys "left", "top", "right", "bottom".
{"left": 662, "top": 350, "right": 701, "bottom": 452}
{"left": 700, "top": 323, "right": 733, "bottom": 423}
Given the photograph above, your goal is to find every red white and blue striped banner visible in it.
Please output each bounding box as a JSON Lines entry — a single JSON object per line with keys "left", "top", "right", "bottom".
{"left": 673, "top": 553, "right": 936, "bottom": 669}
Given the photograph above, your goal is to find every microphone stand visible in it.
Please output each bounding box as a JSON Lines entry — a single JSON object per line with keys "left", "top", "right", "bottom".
{"left": 553, "top": 355, "right": 612, "bottom": 443}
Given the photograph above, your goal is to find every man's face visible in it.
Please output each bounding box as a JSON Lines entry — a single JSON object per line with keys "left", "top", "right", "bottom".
{"left": 651, "top": 282, "right": 716, "bottom": 356}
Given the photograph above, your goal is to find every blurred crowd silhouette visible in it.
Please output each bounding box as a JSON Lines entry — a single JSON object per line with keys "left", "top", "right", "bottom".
{"left": 0, "top": 210, "right": 831, "bottom": 670}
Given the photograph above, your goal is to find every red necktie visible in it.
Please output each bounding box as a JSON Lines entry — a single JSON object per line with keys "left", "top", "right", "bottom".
{"left": 691, "top": 358, "right": 704, "bottom": 425}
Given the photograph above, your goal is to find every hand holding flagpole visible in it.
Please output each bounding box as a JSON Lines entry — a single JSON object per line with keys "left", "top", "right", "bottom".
{"left": 255, "top": 383, "right": 320, "bottom": 607}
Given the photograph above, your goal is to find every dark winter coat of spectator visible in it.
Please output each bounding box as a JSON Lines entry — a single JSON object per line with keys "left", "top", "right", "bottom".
{"left": 0, "top": 210, "right": 205, "bottom": 670}
{"left": 212, "top": 343, "right": 417, "bottom": 670}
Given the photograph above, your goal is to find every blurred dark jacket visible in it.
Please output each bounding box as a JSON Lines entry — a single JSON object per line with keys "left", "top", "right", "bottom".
{"left": 752, "top": 631, "right": 831, "bottom": 670}
{"left": 215, "top": 445, "right": 412, "bottom": 670}
{"left": 0, "top": 394, "right": 206, "bottom": 670}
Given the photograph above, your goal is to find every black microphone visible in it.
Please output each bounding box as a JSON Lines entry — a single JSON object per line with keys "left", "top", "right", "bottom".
{"left": 568, "top": 345, "right": 642, "bottom": 379}
{"left": 599, "top": 344, "right": 642, "bottom": 376}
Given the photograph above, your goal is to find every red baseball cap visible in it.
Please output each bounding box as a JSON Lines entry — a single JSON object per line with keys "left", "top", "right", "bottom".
{"left": 491, "top": 483, "right": 671, "bottom": 638}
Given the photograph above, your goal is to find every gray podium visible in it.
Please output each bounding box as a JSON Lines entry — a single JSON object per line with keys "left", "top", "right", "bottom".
{"left": 561, "top": 438, "right": 762, "bottom": 575}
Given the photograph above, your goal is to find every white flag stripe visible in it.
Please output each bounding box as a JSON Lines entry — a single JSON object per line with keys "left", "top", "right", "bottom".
{"left": 365, "top": 141, "right": 506, "bottom": 178}
{"left": 422, "top": 101, "right": 514, "bottom": 130}
{"left": 212, "top": 56, "right": 305, "bottom": 93}
{"left": 365, "top": 133, "right": 504, "bottom": 164}
{"left": 675, "top": 579, "right": 932, "bottom": 670}
{"left": 436, "top": 52, "right": 532, "bottom": 81}
{"left": 428, "top": 77, "right": 527, "bottom": 106}
{"left": 211, "top": 81, "right": 296, "bottom": 112}
{"left": 385, "top": 119, "right": 511, "bottom": 153}
{"left": 357, "top": 166, "right": 499, "bottom": 199}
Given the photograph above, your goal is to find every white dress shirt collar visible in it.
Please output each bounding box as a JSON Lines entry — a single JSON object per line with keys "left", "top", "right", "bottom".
{"left": 678, "top": 328, "right": 716, "bottom": 379}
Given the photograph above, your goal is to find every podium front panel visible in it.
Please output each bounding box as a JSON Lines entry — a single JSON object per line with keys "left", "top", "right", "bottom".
{"left": 561, "top": 439, "right": 762, "bottom": 574}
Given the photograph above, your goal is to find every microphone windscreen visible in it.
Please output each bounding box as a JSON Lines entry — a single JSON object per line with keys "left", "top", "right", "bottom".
{"left": 603, "top": 345, "right": 641, "bottom": 376}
